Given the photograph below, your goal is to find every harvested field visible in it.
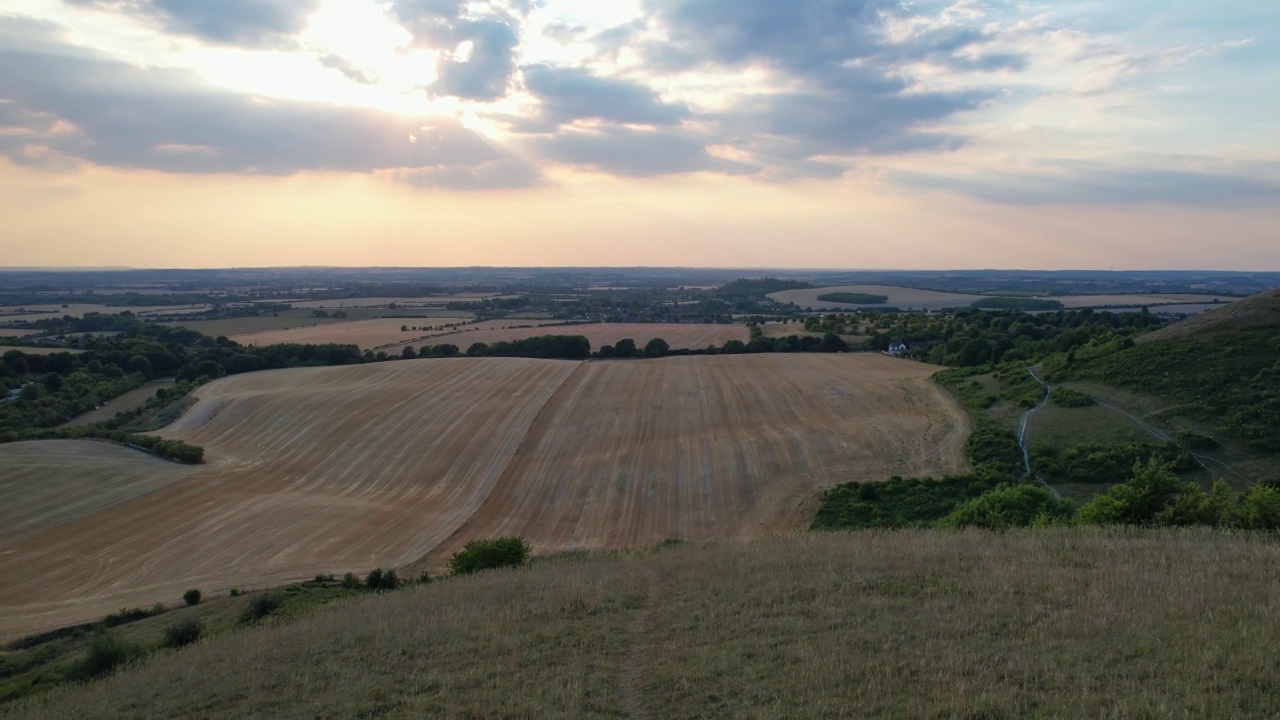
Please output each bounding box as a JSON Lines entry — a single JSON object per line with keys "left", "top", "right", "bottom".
{"left": 1054, "top": 293, "right": 1233, "bottom": 308}
{"left": 0, "top": 354, "right": 966, "bottom": 638}
{"left": 226, "top": 317, "right": 477, "bottom": 350}
{"left": 770, "top": 285, "right": 985, "bottom": 310}
{"left": 0, "top": 304, "right": 209, "bottom": 320}
{"left": 0, "top": 441, "right": 197, "bottom": 547}
{"left": 61, "top": 380, "right": 175, "bottom": 427}
{"left": 411, "top": 322, "right": 749, "bottom": 353}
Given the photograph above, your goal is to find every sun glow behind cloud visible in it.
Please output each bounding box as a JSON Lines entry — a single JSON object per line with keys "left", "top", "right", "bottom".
{"left": 0, "top": 0, "right": 1277, "bottom": 268}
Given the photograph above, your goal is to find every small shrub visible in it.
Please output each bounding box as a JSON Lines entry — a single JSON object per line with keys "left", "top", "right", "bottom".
{"left": 182, "top": 588, "right": 202, "bottom": 606}
{"left": 448, "top": 537, "right": 532, "bottom": 576}
{"left": 1049, "top": 386, "right": 1095, "bottom": 407}
{"left": 68, "top": 631, "right": 144, "bottom": 681}
{"left": 939, "top": 484, "right": 1076, "bottom": 530}
{"left": 341, "top": 572, "right": 361, "bottom": 589}
{"left": 417, "top": 570, "right": 432, "bottom": 585}
{"left": 229, "top": 588, "right": 241, "bottom": 597}
{"left": 162, "top": 619, "right": 203, "bottom": 649}
{"left": 240, "top": 593, "right": 283, "bottom": 622}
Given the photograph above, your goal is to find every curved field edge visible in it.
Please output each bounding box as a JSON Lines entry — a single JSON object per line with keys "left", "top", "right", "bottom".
{"left": 7, "top": 528, "right": 1280, "bottom": 719}
{"left": 0, "top": 354, "right": 967, "bottom": 639}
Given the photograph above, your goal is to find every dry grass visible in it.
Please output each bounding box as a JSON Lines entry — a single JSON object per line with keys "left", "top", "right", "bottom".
{"left": 0, "top": 355, "right": 964, "bottom": 639}
{"left": 1137, "top": 288, "right": 1279, "bottom": 344}
{"left": 9, "top": 528, "right": 1280, "bottom": 719}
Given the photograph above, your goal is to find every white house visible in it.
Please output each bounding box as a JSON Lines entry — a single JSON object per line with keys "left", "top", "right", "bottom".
{"left": 887, "top": 342, "right": 909, "bottom": 357}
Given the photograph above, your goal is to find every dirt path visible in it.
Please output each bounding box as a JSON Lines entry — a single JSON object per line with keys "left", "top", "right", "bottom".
{"left": 1020, "top": 368, "right": 1058, "bottom": 495}
{"left": 621, "top": 561, "right": 661, "bottom": 719}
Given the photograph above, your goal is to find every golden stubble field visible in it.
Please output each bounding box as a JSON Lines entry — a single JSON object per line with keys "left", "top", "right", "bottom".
{"left": 0, "top": 354, "right": 968, "bottom": 638}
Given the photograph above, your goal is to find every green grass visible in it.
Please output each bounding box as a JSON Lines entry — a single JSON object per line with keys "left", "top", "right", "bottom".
{"left": 9, "top": 529, "right": 1280, "bottom": 719}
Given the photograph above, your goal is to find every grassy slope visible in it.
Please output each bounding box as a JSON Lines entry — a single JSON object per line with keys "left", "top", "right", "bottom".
{"left": 1074, "top": 289, "right": 1280, "bottom": 456}
{"left": 10, "top": 529, "right": 1280, "bottom": 719}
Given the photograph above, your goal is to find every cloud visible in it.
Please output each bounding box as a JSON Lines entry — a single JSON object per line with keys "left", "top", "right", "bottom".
{"left": 895, "top": 161, "right": 1280, "bottom": 205}
{"left": 518, "top": 64, "right": 690, "bottom": 130}
{"left": 389, "top": 0, "right": 528, "bottom": 100}
{"left": 613, "top": 0, "right": 1008, "bottom": 175}
{"left": 318, "top": 54, "right": 378, "bottom": 85}
{"left": 63, "top": 0, "right": 321, "bottom": 48}
{"left": 533, "top": 126, "right": 756, "bottom": 177}
{"left": 0, "top": 17, "right": 535, "bottom": 188}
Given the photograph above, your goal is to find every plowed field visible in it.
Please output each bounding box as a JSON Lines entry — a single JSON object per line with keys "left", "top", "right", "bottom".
{"left": 0, "top": 354, "right": 967, "bottom": 638}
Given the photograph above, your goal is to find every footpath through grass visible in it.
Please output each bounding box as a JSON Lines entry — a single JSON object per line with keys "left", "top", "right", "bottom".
{"left": 7, "top": 529, "right": 1280, "bottom": 719}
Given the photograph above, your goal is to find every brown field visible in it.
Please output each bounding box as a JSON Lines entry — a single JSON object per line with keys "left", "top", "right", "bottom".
{"left": 226, "top": 317, "right": 478, "bottom": 350}
{"left": 410, "top": 322, "right": 750, "bottom": 352}
{"left": 0, "top": 353, "right": 966, "bottom": 638}
{"left": 11, "top": 529, "right": 1280, "bottom": 719}
{"left": 0, "top": 346, "right": 82, "bottom": 355}
{"left": 0, "top": 304, "right": 209, "bottom": 320}
{"left": 61, "top": 380, "right": 175, "bottom": 427}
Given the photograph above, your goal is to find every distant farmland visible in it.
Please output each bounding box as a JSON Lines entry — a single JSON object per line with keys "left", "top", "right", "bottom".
{"left": 0, "top": 354, "right": 967, "bottom": 638}
{"left": 409, "top": 322, "right": 750, "bottom": 353}
{"left": 771, "top": 285, "right": 1235, "bottom": 312}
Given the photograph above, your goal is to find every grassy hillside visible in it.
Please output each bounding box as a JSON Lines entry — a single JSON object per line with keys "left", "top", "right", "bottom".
{"left": 1070, "top": 288, "right": 1280, "bottom": 453}
{"left": 8, "top": 529, "right": 1280, "bottom": 719}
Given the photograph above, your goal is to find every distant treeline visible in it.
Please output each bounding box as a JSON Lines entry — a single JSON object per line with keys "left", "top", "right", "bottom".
{"left": 410, "top": 331, "right": 857, "bottom": 361}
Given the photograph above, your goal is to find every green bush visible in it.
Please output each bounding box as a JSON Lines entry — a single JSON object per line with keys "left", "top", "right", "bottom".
{"left": 161, "top": 619, "right": 203, "bottom": 649}
{"left": 341, "top": 572, "right": 361, "bottom": 589}
{"left": 67, "top": 631, "right": 144, "bottom": 681}
{"left": 364, "top": 568, "right": 399, "bottom": 591}
{"left": 239, "top": 593, "right": 283, "bottom": 622}
{"left": 448, "top": 537, "right": 532, "bottom": 575}
{"left": 939, "top": 484, "right": 1076, "bottom": 530}
{"left": 1049, "top": 386, "right": 1095, "bottom": 407}
{"left": 811, "top": 475, "right": 1001, "bottom": 531}
{"left": 1079, "top": 459, "right": 1198, "bottom": 526}
{"left": 182, "top": 588, "right": 201, "bottom": 606}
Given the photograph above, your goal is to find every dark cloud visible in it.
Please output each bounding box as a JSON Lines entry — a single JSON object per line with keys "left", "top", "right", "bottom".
{"left": 895, "top": 163, "right": 1280, "bottom": 205}
{"left": 318, "top": 54, "right": 377, "bottom": 85}
{"left": 519, "top": 65, "right": 689, "bottom": 130}
{"left": 537, "top": 0, "right": 1009, "bottom": 178}
{"left": 63, "top": 0, "right": 321, "bottom": 48}
{"left": 0, "top": 18, "right": 536, "bottom": 188}
{"left": 533, "top": 127, "right": 755, "bottom": 177}
{"left": 542, "top": 21, "right": 585, "bottom": 45}
{"left": 389, "top": 0, "right": 527, "bottom": 101}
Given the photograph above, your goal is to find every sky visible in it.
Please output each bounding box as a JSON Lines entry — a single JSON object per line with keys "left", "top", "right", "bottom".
{"left": 0, "top": 0, "right": 1277, "bottom": 269}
